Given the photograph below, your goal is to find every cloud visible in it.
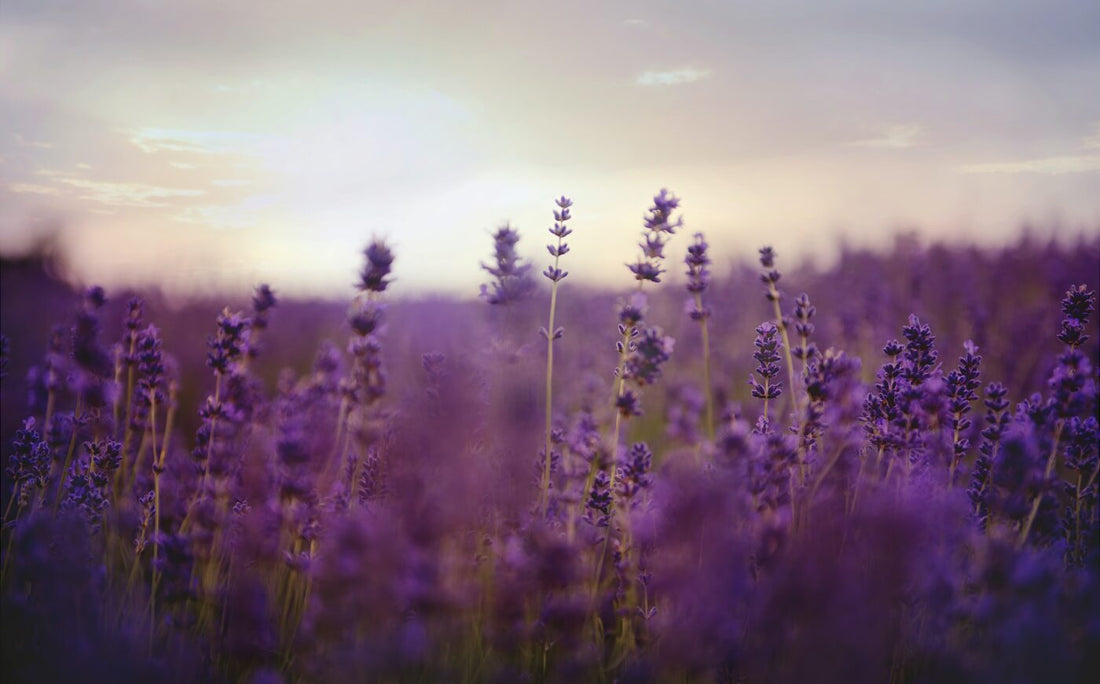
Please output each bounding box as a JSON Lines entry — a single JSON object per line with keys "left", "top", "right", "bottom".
{"left": 7, "top": 182, "right": 62, "bottom": 196}
{"left": 174, "top": 194, "right": 278, "bottom": 228}
{"left": 623, "top": 18, "right": 647, "bottom": 27}
{"left": 1082, "top": 122, "right": 1100, "bottom": 150}
{"left": 56, "top": 177, "right": 206, "bottom": 207}
{"left": 958, "top": 156, "right": 1100, "bottom": 175}
{"left": 211, "top": 179, "right": 253, "bottom": 187}
{"left": 959, "top": 123, "right": 1100, "bottom": 174}
{"left": 850, "top": 124, "right": 924, "bottom": 149}
{"left": 128, "top": 128, "right": 269, "bottom": 155}
{"left": 635, "top": 68, "right": 712, "bottom": 86}
{"left": 12, "top": 133, "right": 52, "bottom": 149}
{"left": 211, "top": 78, "right": 277, "bottom": 94}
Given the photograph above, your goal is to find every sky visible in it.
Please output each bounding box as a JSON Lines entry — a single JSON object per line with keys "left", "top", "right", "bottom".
{"left": 1, "top": 0, "right": 1099, "bottom": 298}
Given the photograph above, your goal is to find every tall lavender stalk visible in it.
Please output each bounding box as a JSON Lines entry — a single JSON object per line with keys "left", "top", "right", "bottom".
{"left": 55, "top": 287, "right": 112, "bottom": 509}
{"left": 115, "top": 297, "right": 144, "bottom": 486}
{"left": 582, "top": 189, "right": 680, "bottom": 534}
{"left": 685, "top": 232, "right": 715, "bottom": 443}
{"left": 539, "top": 196, "right": 573, "bottom": 515}
{"left": 340, "top": 239, "right": 394, "bottom": 506}
{"left": 749, "top": 322, "right": 783, "bottom": 429}
{"left": 1018, "top": 284, "right": 1095, "bottom": 548}
{"left": 588, "top": 191, "right": 679, "bottom": 656}
{"left": 945, "top": 341, "right": 982, "bottom": 487}
{"left": 136, "top": 325, "right": 166, "bottom": 634}
{"left": 759, "top": 247, "right": 800, "bottom": 418}
{"left": 609, "top": 189, "right": 680, "bottom": 504}
{"left": 480, "top": 223, "right": 534, "bottom": 306}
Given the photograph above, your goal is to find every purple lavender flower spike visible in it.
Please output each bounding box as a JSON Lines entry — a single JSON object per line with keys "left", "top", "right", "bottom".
{"left": 685, "top": 233, "right": 711, "bottom": 295}
{"left": 628, "top": 189, "right": 682, "bottom": 283}
{"left": 359, "top": 239, "right": 395, "bottom": 293}
{"left": 750, "top": 322, "right": 783, "bottom": 401}
{"left": 481, "top": 223, "right": 535, "bottom": 304}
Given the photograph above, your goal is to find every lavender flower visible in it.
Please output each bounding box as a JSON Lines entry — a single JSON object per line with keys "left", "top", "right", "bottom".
{"left": 862, "top": 339, "right": 906, "bottom": 452}
{"left": 616, "top": 389, "right": 643, "bottom": 418}
{"left": 759, "top": 246, "right": 780, "bottom": 299}
{"left": 968, "top": 382, "right": 1012, "bottom": 525}
{"left": 206, "top": 308, "right": 250, "bottom": 375}
{"left": 900, "top": 314, "right": 938, "bottom": 386}
{"left": 685, "top": 234, "right": 712, "bottom": 310}
{"left": 0, "top": 333, "right": 10, "bottom": 382}
{"left": 799, "top": 348, "right": 859, "bottom": 455}
{"left": 749, "top": 322, "right": 783, "bottom": 402}
{"left": 71, "top": 285, "right": 114, "bottom": 408}
{"left": 585, "top": 469, "right": 613, "bottom": 528}
{"left": 543, "top": 195, "right": 573, "bottom": 284}
{"left": 359, "top": 239, "right": 395, "bottom": 293}
{"left": 247, "top": 283, "right": 278, "bottom": 359}
{"left": 541, "top": 196, "right": 574, "bottom": 514}
{"left": 62, "top": 455, "right": 109, "bottom": 533}
{"left": 628, "top": 189, "right": 682, "bottom": 283}
{"left": 623, "top": 327, "right": 675, "bottom": 386}
{"left": 685, "top": 232, "right": 716, "bottom": 441}
{"left": 348, "top": 301, "right": 385, "bottom": 337}
{"left": 252, "top": 283, "right": 277, "bottom": 322}
{"left": 1056, "top": 284, "right": 1095, "bottom": 348}
{"left": 348, "top": 334, "right": 386, "bottom": 406}
{"left": 946, "top": 340, "right": 982, "bottom": 485}
{"left": 1061, "top": 415, "right": 1099, "bottom": 566}
{"left": 480, "top": 223, "right": 534, "bottom": 305}
{"left": 136, "top": 326, "right": 166, "bottom": 406}
{"left": 791, "top": 293, "right": 817, "bottom": 362}
{"left": 757, "top": 246, "right": 799, "bottom": 419}
{"left": 6, "top": 417, "right": 51, "bottom": 509}
{"left": 619, "top": 441, "right": 654, "bottom": 502}
{"left": 86, "top": 439, "right": 122, "bottom": 475}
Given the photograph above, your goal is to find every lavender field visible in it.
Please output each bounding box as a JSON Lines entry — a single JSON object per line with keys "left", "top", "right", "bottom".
{"left": 1, "top": 193, "right": 1098, "bottom": 683}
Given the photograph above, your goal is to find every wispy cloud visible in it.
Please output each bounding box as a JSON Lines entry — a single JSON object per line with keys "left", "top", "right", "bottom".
{"left": 959, "top": 124, "right": 1100, "bottom": 175}
{"left": 211, "top": 179, "right": 253, "bottom": 187}
{"left": 211, "top": 79, "right": 277, "bottom": 94}
{"left": 623, "top": 18, "right": 647, "bottom": 27}
{"left": 1082, "top": 122, "right": 1100, "bottom": 150}
{"left": 174, "top": 194, "right": 278, "bottom": 228}
{"left": 635, "top": 68, "right": 712, "bottom": 87}
{"left": 57, "top": 177, "right": 206, "bottom": 207}
{"left": 7, "top": 182, "right": 62, "bottom": 196}
{"left": 850, "top": 124, "right": 924, "bottom": 149}
{"left": 12, "top": 133, "right": 53, "bottom": 149}
{"left": 958, "top": 156, "right": 1100, "bottom": 175}
{"left": 128, "top": 128, "right": 268, "bottom": 155}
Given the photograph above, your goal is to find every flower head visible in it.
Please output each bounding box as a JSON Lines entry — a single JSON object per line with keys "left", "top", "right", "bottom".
{"left": 359, "top": 239, "right": 395, "bottom": 293}
{"left": 628, "top": 189, "right": 682, "bottom": 283}
{"left": 481, "top": 223, "right": 535, "bottom": 304}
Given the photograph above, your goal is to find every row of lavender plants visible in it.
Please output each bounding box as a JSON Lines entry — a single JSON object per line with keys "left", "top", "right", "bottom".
{"left": 1, "top": 192, "right": 1098, "bottom": 683}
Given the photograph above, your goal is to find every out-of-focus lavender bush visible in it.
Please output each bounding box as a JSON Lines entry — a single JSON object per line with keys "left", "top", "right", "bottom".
{"left": 1, "top": 212, "right": 1098, "bottom": 683}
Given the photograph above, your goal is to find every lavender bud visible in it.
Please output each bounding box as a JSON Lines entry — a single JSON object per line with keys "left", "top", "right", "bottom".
{"left": 359, "top": 239, "right": 395, "bottom": 293}
{"left": 482, "top": 223, "right": 535, "bottom": 304}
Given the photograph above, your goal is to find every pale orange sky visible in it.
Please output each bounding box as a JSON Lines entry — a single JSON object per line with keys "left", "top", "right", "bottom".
{"left": 1, "top": 0, "right": 1098, "bottom": 297}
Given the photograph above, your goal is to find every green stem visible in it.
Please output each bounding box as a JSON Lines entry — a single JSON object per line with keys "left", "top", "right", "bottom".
{"left": 540, "top": 271, "right": 562, "bottom": 516}
{"left": 53, "top": 396, "right": 84, "bottom": 511}
{"left": 695, "top": 292, "right": 715, "bottom": 444}
{"left": 1017, "top": 420, "right": 1064, "bottom": 549}
{"left": 148, "top": 393, "right": 161, "bottom": 637}
{"left": 768, "top": 282, "right": 799, "bottom": 421}
{"left": 181, "top": 374, "right": 221, "bottom": 533}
